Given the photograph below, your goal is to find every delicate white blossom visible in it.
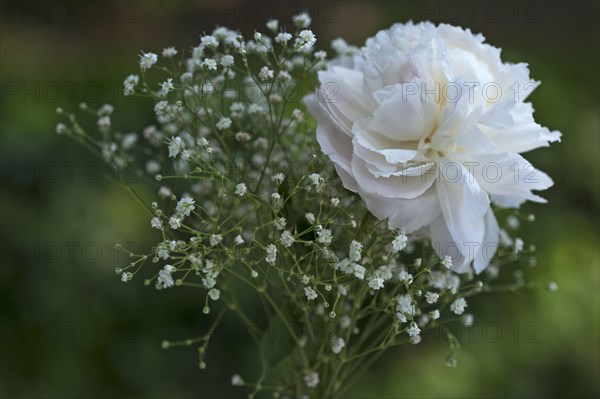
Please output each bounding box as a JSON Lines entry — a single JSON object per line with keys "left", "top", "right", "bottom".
{"left": 275, "top": 32, "right": 292, "bottom": 44}
{"left": 203, "top": 58, "right": 217, "bottom": 70}
{"left": 216, "top": 117, "right": 232, "bottom": 130}
{"left": 235, "top": 132, "right": 251, "bottom": 142}
{"left": 161, "top": 47, "right": 177, "bottom": 58}
{"left": 425, "top": 291, "right": 439, "bottom": 304}
{"left": 297, "top": 30, "right": 316, "bottom": 51}
{"left": 265, "top": 244, "right": 277, "bottom": 264}
{"left": 316, "top": 229, "right": 332, "bottom": 245}
{"left": 168, "top": 136, "right": 183, "bottom": 158}
{"left": 441, "top": 255, "right": 453, "bottom": 269}
{"left": 280, "top": 231, "right": 294, "bottom": 247}
{"left": 396, "top": 294, "right": 415, "bottom": 316}
{"left": 304, "top": 372, "right": 319, "bottom": 388}
{"left": 169, "top": 217, "right": 181, "bottom": 230}
{"left": 314, "top": 50, "right": 327, "bottom": 60}
{"left": 210, "top": 234, "right": 223, "bottom": 247}
{"left": 201, "top": 35, "right": 218, "bottom": 48}
{"left": 305, "top": 22, "right": 561, "bottom": 274}
{"left": 266, "top": 19, "right": 278, "bottom": 32}
{"left": 304, "top": 286, "right": 318, "bottom": 301}
{"left": 123, "top": 74, "right": 139, "bottom": 95}
{"left": 220, "top": 54, "right": 234, "bottom": 67}
{"left": 176, "top": 196, "right": 195, "bottom": 217}
{"left": 160, "top": 78, "right": 174, "bottom": 97}
{"left": 349, "top": 240, "right": 362, "bottom": 262}
{"left": 308, "top": 173, "right": 323, "bottom": 192}
{"left": 352, "top": 263, "right": 366, "bottom": 280}
{"left": 139, "top": 52, "right": 157, "bottom": 71}
{"left": 331, "top": 337, "right": 345, "bottom": 354}
{"left": 156, "top": 265, "right": 175, "bottom": 289}
{"left": 258, "top": 66, "right": 274, "bottom": 81}
{"left": 450, "top": 297, "right": 468, "bottom": 315}
{"left": 292, "top": 108, "right": 304, "bottom": 122}
{"left": 293, "top": 13, "right": 311, "bottom": 28}
{"left": 392, "top": 233, "right": 408, "bottom": 252}
{"left": 273, "top": 217, "right": 286, "bottom": 230}
{"left": 97, "top": 116, "right": 111, "bottom": 132}
{"left": 368, "top": 276, "right": 384, "bottom": 290}
{"left": 271, "top": 173, "right": 285, "bottom": 184}
{"left": 151, "top": 217, "right": 163, "bottom": 229}
{"left": 397, "top": 269, "right": 414, "bottom": 284}
{"left": 235, "top": 183, "right": 247, "bottom": 196}
{"left": 407, "top": 321, "right": 420, "bottom": 337}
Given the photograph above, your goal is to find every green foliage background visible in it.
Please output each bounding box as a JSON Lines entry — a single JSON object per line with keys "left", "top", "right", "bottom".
{"left": 1, "top": 1, "right": 598, "bottom": 398}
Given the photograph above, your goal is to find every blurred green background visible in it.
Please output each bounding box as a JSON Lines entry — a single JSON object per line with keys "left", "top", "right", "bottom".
{"left": 1, "top": 1, "right": 598, "bottom": 398}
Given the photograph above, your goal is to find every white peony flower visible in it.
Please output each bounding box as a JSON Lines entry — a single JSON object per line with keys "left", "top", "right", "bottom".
{"left": 304, "top": 22, "right": 561, "bottom": 273}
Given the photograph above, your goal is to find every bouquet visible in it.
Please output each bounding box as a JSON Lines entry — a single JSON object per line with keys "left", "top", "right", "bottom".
{"left": 56, "top": 13, "right": 561, "bottom": 398}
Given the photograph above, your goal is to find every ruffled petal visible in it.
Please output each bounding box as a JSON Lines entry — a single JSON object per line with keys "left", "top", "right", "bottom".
{"left": 484, "top": 102, "right": 562, "bottom": 153}
{"left": 303, "top": 94, "right": 356, "bottom": 191}
{"left": 367, "top": 79, "right": 439, "bottom": 142}
{"left": 351, "top": 148, "right": 435, "bottom": 199}
{"left": 360, "top": 186, "right": 441, "bottom": 232}
{"left": 469, "top": 151, "right": 554, "bottom": 207}
{"left": 473, "top": 209, "right": 500, "bottom": 273}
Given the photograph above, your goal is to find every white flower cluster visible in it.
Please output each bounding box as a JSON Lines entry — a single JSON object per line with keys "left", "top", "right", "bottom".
{"left": 58, "top": 12, "right": 555, "bottom": 399}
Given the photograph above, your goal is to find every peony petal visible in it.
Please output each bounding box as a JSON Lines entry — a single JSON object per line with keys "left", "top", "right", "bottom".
{"left": 353, "top": 119, "right": 419, "bottom": 165}
{"left": 435, "top": 160, "right": 489, "bottom": 249}
{"left": 469, "top": 151, "right": 553, "bottom": 207}
{"left": 368, "top": 79, "right": 439, "bottom": 142}
{"left": 303, "top": 95, "right": 357, "bottom": 191}
{"left": 314, "top": 65, "right": 373, "bottom": 131}
{"left": 361, "top": 186, "right": 441, "bottom": 232}
{"left": 479, "top": 97, "right": 517, "bottom": 129}
{"left": 484, "top": 102, "right": 562, "bottom": 153}
{"left": 428, "top": 216, "right": 471, "bottom": 273}
{"left": 428, "top": 206, "right": 497, "bottom": 274}
{"left": 473, "top": 209, "right": 500, "bottom": 273}
{"left": 351, "top": 147, "right": 435, "bottom": 199}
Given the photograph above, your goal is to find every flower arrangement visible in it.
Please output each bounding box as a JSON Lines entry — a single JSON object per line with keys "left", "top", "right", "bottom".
{"left": 56, "top": 13, "right": 560, "bottom": 398}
